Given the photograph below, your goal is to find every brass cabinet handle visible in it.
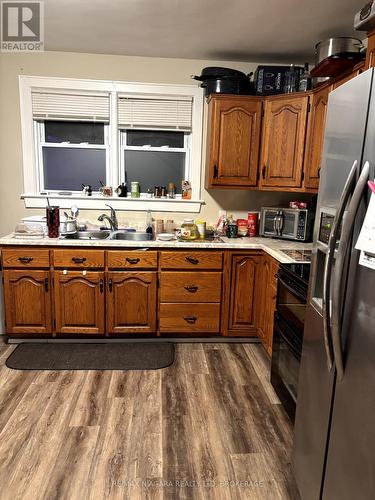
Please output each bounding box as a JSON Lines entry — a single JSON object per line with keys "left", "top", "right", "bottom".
{"left": 18, "top": 256, "right": 33, "bottom": 263}
{"left": 126, "top": 257, "right": 140, "bottom": 264}
{"left": 185, "top": 256, "right": 199, "bottom": 265}
{"left": 72, "top": 257, "right": 86, "bottom": 264}
{"left": 184, "top": 285, "right": 198, "bottom": 293}
{"left": 184, "top": 315, "right": 197, "bottom": 324}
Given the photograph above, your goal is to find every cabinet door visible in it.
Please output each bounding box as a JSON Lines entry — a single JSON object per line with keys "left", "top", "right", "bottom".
{"left": 303, "top": 87, "right": 329, "bottom": 190}
{"left": 365, "top": 30, "right": 375, "bottom": 69}
{"left": 260, "top": 95, "right": 309, "bottom": 188}
{"left": 207, "top": 97, "right": 262, "bottom": 187}
{"left": 54, "top": 271, "right": 105, "bottom": 334}
{"left": 255, "top": 256, "right": 278, "bottom": 355}
{"left": 226, "top": 253, "right": 261, "bottom": 336}
{"left": 107, "top": 272, "right": 157, "bottom": 334}
{"left": 3, "top": 270, "right": 52, "bottom": 335}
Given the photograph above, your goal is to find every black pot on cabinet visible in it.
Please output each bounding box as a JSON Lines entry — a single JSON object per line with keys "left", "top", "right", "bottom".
{"left": 191, "top": 67, "right": 255, "bottom": 96}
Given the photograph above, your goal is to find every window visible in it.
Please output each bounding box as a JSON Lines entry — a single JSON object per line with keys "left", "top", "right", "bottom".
{"left": 120, "top": 130, "right": 188, "bottom": 194}
{"left": 19, "top": 76, "right": 204, "bottom": 212}
{"left": 35, "top": 120, "right": 109, "bottom": 192}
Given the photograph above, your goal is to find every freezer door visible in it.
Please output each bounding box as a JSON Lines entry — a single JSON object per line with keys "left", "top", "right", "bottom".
{"left": 322, "top": 74, "right": 375, "bottom": 500}
{"left": 292, "top": 69, "right": 374, "bottom": 500}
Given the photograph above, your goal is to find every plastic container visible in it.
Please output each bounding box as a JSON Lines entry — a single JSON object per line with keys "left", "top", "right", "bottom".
{"left": 180, "top": 219, "right": 198, "bottom": 240}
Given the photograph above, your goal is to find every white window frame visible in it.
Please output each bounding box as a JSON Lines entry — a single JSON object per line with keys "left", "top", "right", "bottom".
{"left": 34, "top": 120, "right": 110, "bottom": 194}
{"left": 19, "top": 75, "right": 204, "bottom": 213}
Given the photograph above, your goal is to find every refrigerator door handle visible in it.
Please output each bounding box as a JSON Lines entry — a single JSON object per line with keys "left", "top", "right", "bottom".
{"left": 322, "top": 160, "right": 358, "bottom": 372}
{"left": 331, "top": 161, "right": 370, "bottom": 381}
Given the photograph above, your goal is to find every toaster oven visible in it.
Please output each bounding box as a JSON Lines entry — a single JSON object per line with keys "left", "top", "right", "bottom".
{"left": 259, "top": 207, "right": 314, "bottom": 241}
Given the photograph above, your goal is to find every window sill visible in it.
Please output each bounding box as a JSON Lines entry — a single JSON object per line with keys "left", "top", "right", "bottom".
{"left": 21, "top": 194, "right": 205, "bottom": 213}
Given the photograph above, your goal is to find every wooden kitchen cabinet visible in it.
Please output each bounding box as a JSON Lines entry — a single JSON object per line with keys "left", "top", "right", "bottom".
{"left": 206, "top": 95, "right": 262, "bottom": 188}
{"left": 260, "top": 94, "right": 309, "bottom": 189}
{"left": 54, "top": 271, "right": 105, "bottom": 335}
{"left": 106, "top": 272, "right": 157, "bottom": 335}
{"left": 365, "top": 30, "right": 375, "bottom": 70}
{"left": 255, "top": 256, "right": 279, "bottom": 355}
{"left": 303, "top": 86, "right": 329, "bottom": 189}
{"left": 224, "top": 252, "right": 262, "bottom": 336}
{"left": 3, "top": 269, "right": 52, "bottom": 335}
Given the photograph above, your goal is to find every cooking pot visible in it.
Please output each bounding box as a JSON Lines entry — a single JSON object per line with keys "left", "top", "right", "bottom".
{"left": 60, "top": 217, "right": 77, "bottom": 235}
{"left": 315, "top": 37, "right": 364, "bottom": 66}
{"left": 191, "top": 67, "right": 255, "bottom": 96}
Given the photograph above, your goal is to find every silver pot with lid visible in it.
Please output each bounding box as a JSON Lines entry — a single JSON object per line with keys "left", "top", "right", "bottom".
{"left": 315, "top": 37, "right": 364, "bottom": 66}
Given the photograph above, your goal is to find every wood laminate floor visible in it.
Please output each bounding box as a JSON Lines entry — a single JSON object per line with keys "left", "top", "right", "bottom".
{"left": 0, "top": 343, "right": 300, "bottom": 500}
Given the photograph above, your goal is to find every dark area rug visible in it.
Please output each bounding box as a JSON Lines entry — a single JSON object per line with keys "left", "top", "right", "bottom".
{"left": 6, "top": 342, "right": 175, "bottom": 371}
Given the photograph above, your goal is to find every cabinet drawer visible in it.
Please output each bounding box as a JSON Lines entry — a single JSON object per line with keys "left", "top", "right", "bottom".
{"left": 160, "top": 272, "right": 222, "bottom": 302}
{"left": 2, "top": 249, "right": 50, "bottom": 268}
{"left": 160, "top": 251, "right": 223, "bottom": 270}
{"left": 159, "top": 303, "right": 220, "bottom": 333}
{"left": 53, "top": 249, "right": 104, "bottom": 268}
{"left": 107, "top": 251, "right": 157, "bottom": 269}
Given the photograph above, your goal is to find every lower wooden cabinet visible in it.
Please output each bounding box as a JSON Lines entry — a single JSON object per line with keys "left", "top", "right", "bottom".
{"left": 54, "top": 271, "right": 105, "bottom": 335}
{"left": 1, "top": 247, "right": 279, "bottom": 348}
{"left": 3, "top": 269, "right": 52, "bottom": 335}
{"left": 106, "top": 271, "right": 157, "bottom": 335}
{"left": 255, "top": 256, "right": 279, "bottom": 355}
{"left": 225, "top": 253, "right": 262, "bottom": 336}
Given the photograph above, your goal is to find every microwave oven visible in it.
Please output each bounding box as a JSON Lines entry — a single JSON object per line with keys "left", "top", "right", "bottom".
{"left": 259, "top": 207, "right": 314, "bottom": 241}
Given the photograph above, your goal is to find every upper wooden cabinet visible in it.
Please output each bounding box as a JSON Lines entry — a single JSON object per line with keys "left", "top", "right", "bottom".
{"left": 365, "top": 30, "right": 375, "bottom": 70}
{"left": 260, "top": 95, "right": 309, "bottom": 189}
{"left": 206, "top": 95, "right": 262, "bottom": 188}
{"left": 303, "top": 86, "right": 329, "bottom": 190}
{"left": 3, "top": 269, "right": 52, "bottom": 335}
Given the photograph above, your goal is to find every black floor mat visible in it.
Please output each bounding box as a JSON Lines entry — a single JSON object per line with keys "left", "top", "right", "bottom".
{"left": 6, "top": 343, "right": 175, "bottom": 370}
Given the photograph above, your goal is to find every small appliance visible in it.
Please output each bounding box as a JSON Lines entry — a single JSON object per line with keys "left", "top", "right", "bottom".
{"left": 259, "top": 207, "right": 314, "bottom": 241}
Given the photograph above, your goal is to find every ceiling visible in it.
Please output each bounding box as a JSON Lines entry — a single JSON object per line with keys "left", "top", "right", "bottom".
{"left": 43, "top": 0, "right": 364, "bottom": 62}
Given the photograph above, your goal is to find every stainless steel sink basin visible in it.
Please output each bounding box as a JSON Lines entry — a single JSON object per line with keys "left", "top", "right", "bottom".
{"left": 64, "top": 230, "right": 111, "bottom": 240}
{"left": 109, "top": 231, "right": 153, "bottom": 241}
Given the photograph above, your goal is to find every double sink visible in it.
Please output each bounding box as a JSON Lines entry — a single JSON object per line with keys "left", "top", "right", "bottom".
{"left": 63, "top": 230, "right": 153, "bottom": 241}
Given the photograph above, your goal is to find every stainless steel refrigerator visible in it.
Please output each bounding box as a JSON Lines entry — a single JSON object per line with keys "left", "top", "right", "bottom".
{"left": 292, "top": 68, "right": 375, "bottom": 500}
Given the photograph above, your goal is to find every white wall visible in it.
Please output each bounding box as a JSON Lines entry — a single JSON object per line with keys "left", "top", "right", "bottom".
{"left": 0, "top": 51, "right": 311, "bottom": 235}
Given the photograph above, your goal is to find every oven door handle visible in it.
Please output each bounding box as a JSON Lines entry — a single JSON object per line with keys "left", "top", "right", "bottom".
{"left": 277, "top": 274, "right": 307, "bottom": 303}
{"left": 273, "top": 215, "right": 278, "bottom": 235}
{"left": 322, "top": 159, "right": 358, "bottom": 372}
{"left": 276, "top": 321, "right": 301, "bottom": 360}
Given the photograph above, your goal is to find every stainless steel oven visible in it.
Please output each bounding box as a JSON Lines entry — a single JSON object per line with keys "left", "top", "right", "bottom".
{"left": 271, "top": 263, "right": 310, "bottom": 421}
{"left": 260, "top": 207, "right": 314, "bottom": 241}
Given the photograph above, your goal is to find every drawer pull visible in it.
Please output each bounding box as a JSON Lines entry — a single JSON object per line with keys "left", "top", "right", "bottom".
{"left": 72, "top": 257, "right": 86, "bottom": 264}
{"left": 126, "top": 257, "right": 140, "bottom": 264}
{"left": 184, "top": 315, "right": 197, "bottom": 324}
{"left": 185, "top": 256, "right": 199, "bottom": 265}
{"left": 184, "top": 285, "right": 198, "bottom": 293}
{"left": 18, "top": 256, "right": 33, "bottom": 264}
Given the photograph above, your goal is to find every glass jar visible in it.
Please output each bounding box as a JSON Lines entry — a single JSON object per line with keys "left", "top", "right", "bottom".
{"left": 180, "top": 219, "right": 198, "bottom": 240}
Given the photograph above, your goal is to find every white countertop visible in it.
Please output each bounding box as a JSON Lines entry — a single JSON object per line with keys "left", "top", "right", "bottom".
{"left": 0, "top": 234, "right": 312, "bottom": 264}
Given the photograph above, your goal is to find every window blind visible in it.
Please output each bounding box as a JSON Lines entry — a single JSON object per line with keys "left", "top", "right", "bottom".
{"left": 32, "top": 91, "right": 110, "bottom": 122}
{"left": 118, "top": 96, "right": 193, "bottom": 130}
